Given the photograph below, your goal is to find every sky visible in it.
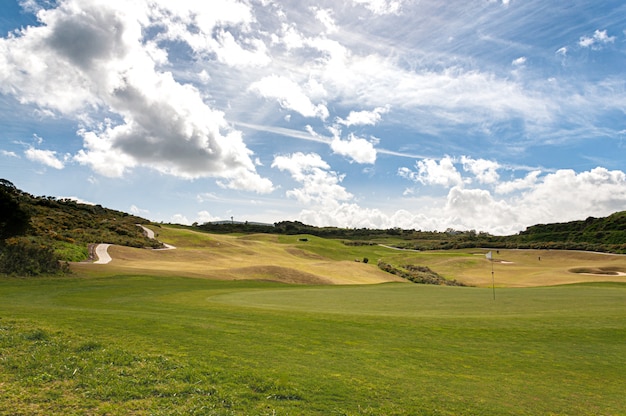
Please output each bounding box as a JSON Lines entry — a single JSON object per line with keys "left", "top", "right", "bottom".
{"left": 0, "top": 0, "right": 625, "bottom": 235}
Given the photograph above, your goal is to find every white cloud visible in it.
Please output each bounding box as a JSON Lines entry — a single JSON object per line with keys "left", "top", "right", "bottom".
{"left": 210, "top": 29, "right": 271, "bottom": 67}
{"left": 130, "top": 205, "right": 150, "bottom": 216}
{"left": 272, "top": 152, "right": 353, "bottom": 205}
{"left": 512, "top": 56, "right": 526, "bottom": 66}
{"left": 196, "top": 210, "right": 221, "bottom": 223}
{"left": 312, "top": 52, "right": 553, "bottom": 130}
{"left": 337, "top": 106, "right": 389, "bottom": 126}
{"left": 249, "top": 75, "right": 329, "bottom": 120}
{"left": 25, "top": 147, "right": 65, "bottom": 169}
{"left": 330, "top": 134, "right": 377, "bottom": 164}
{"left": 579, "top": 30, "right": 616, "bottom": 49}
{"left": 440, "top": 167, "right": 626, "bottom": 234}
{"left": 170, "top": 213, "right": 190, "bottom": 225}
{"left": 312, "top": 8, "right": 338, "bottom": 34}
{"left": 0, "top": 0, "right": 272, "bottom": 193}
{"left": 399, "top": 156, "right": 464, "bottom": 187}
{"left": 495, "top": 170, "right": 540, "bottom": 194}
{"left": 460, "top": 156, "right": 500, "bottom": 184}
{"left": 1, "top": 150, "right": 19, "bottom": 158}
{"left": 294, "top": 165, "right": 626, "bottom": 234}
{"left": 147, "top": 0, "right": 269, "bottom": 67}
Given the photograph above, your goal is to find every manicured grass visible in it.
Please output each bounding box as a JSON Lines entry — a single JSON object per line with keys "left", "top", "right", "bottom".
{"left": 1, "top": 275, "right": 625, "bottom": 415}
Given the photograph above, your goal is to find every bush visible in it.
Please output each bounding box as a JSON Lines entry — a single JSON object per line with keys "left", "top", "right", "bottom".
{"left": 377, "top": 260, "right": 466, "bottom": 286}
{"left": 0, "top": 237, "right": 67, "bottom": 276}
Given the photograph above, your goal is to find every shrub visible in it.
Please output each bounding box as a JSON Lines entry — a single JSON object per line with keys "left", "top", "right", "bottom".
{"left": 0, "top": 237, "right": 66, "bottom": 276}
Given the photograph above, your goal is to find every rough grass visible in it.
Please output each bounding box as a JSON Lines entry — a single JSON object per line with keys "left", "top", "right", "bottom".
{"left": 1, "top": 276, "right": 625, "bottom": 415}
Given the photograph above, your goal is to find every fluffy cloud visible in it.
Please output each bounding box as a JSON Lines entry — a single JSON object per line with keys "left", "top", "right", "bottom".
{"left": 460, "top": 156, "right": 500, "bottom": 184}
{"left": 399, "top": 156, "right": 464, "bottom": 187}
{"left": 272, "top": 152, "right": 352, "bottom": 205}
{"left": 495, "top": 170, "right": 541, "bottom": 194}
{"left": 0, "top": 0, "right": 272, "bottom": 193}
{"left": 437, "top": 167, "right": 626, "bottom": 234}
{"left": 336, "top": 106, "right": 389, "bottom": 126}
{"left": 330, "top": 134, "right": 377, "bottom": 164}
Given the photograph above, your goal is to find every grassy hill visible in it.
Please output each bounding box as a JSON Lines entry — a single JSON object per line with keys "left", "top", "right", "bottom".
{"left": 2, "top": 178, "right": 625, "bottom": 281}
{"left": 72, "top": 224, "right": 626, "bottom": 287}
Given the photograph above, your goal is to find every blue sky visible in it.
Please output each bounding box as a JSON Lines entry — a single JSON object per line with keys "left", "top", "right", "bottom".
{"left": 1, "top": 0, "right": 625, "bottom": 234}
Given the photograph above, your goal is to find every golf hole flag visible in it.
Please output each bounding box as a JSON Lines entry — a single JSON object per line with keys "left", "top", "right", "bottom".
{"left": 485, "top": 251, "right": 492, "bottom": 260}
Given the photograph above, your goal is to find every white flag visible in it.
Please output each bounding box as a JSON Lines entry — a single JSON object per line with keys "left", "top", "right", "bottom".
{"left": 485, "top": 251, "right": 492, "bottom": 260}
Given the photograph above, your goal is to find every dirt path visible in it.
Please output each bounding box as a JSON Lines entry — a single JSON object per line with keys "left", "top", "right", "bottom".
{"left": 93, "top": 244, "right": 112, "bottom": 264}
{"left": 92, "top": 225, "right": 175, "bottom": 264}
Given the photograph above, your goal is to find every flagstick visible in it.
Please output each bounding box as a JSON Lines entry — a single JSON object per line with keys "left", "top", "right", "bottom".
{"left": 491, "top": 258, "right": 495, "bottom": 300}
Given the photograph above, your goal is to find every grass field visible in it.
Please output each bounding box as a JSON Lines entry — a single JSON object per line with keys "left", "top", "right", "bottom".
{"left": 1, "top": 225, "right": 625, "bottom": 415}
{"left": 72, "top": 225, "right": 626, "bottom": 288}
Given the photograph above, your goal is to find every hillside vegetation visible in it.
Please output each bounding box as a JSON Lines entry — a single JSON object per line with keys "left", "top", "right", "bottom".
{"left": 0, "top": 180, "right": 159, "bottom": 275}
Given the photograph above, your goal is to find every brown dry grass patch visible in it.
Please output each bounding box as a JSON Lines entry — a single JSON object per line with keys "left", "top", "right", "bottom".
{"left": 72, "top": 226, "right": 400, "bottom": 285}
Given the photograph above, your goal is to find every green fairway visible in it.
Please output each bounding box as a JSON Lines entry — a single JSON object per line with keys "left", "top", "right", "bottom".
{"left": 1, "top": 275, "right": 625, "bottom": 415}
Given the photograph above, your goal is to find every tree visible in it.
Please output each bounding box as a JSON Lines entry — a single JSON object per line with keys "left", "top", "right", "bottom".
{"left": 0, "top": 179, "right": 30, "bottom": 240}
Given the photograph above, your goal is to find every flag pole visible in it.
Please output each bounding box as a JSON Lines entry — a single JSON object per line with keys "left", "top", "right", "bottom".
{"left": 486, "top": 251, "right": 495, "bottom": 300}
{"left": 491, "top": 257, "right": 495, "bottom": 300}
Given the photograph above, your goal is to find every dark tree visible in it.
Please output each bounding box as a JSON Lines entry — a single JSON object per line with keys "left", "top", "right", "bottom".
{"left": 0, "top": 179, "right": 30, "bottom": 241}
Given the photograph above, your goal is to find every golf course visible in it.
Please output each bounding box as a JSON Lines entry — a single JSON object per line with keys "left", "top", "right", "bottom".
{"left": 1, "top": 225, "right": 625, "bottom": 415}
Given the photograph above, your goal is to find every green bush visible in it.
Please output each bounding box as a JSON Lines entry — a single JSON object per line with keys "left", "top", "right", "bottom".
{"left": 0, "top": 237, "right": 67, "bottom": 276}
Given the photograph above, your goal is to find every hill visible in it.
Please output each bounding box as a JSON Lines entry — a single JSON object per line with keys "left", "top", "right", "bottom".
{"left": 2, "top": 178, "right": 625, "bottom": 278}
{"left": 0, "top": 179, "right": 160, "bottom": 275}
